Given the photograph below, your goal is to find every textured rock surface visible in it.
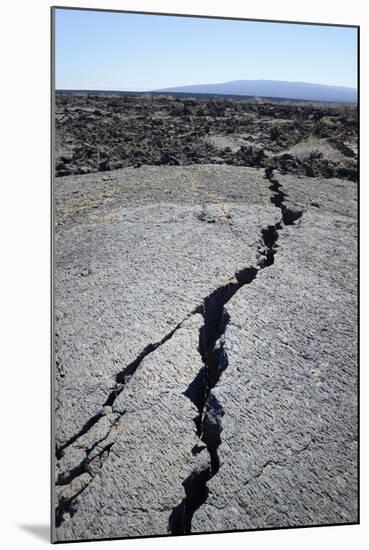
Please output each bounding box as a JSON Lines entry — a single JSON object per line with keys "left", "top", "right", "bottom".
{"left": 55, "top": 92, "right": 358, "bottom": 181}
{"left": 54, "top": 165, "right": 278, "bottom": 449}
{"left": 56, "top": 313, "right": 210, "bottom": 540}
{"left": 192, "top": 173, "right": 358, "bottom": 531}
{"left": 53, "top": 162, "right": 357, "bottom": 541}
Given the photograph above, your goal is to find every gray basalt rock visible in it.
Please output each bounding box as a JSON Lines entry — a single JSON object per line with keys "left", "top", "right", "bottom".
{"left": 56, "top": 313, "right": 210, "bottom": 541}
{"left": 192, "top": 172, "right": 357, "bottom": 532}
{"left": 53, "top": 163, "right": 357, "bottom": 541}
{"left": 54, "top": 165, "right": 279, "bottom": 449}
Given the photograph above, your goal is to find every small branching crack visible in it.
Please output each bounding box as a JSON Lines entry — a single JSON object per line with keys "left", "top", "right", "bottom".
{"left": 56, "top": 316, "right": 194, "bottom": 461}
{"left": 55, "top": 414, "right": 122, "bottom": 527}
{"left": 54, "top": 310, "right": 201, "bottom": 527}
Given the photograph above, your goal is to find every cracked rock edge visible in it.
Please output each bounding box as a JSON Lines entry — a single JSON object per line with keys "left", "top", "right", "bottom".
{"left": 54, "top": 167, "right": 303, "bottom": 531}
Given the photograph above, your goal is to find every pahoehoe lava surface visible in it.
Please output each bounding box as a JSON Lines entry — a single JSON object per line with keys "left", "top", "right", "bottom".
{"left": 168, "top": 168, "right": 303, "bottom": 534}
{"left": 53, "top": 92, "right": 358, "bottom": 542}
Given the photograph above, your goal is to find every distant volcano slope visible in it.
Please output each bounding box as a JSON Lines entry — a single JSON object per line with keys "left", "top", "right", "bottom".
{"left": 155, "top": 80, "right": 357, "bottom": 103}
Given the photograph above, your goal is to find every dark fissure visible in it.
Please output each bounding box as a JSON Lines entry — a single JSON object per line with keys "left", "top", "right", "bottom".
{"left": 169, "top": 168, "right": 303, "bottom": 534}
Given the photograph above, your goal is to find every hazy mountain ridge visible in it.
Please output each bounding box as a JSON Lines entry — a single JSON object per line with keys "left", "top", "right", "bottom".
{"left": 156, "top": 79, "right": 357, "bottom": 103}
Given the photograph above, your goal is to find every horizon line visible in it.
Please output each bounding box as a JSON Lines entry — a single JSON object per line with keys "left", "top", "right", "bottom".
{"left": 55, "top": 77, "right": 358, "bottom": 94}
{"left": 54, "top": 88, "right": 358, "bottom": 104}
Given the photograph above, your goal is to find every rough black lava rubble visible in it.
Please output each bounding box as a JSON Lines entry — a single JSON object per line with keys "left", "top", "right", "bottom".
{"left": 56, "top": 92, "right": 357, "bottom": 181}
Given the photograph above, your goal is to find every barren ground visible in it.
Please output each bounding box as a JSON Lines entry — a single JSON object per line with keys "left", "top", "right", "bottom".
{"left": 53, "top": 93, "right": 358, "bottom": 542}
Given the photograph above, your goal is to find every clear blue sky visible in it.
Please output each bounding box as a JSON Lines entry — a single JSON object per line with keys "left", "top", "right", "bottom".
{"left": 55, "top": 9, "right": 358, "bottom": 91}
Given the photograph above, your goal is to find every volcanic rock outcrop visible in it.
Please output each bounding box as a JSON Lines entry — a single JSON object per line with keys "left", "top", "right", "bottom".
{"left": 53, "top": 93, "right": 358, "bottom": 542}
